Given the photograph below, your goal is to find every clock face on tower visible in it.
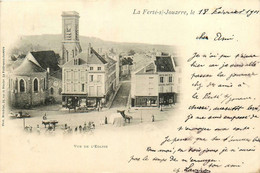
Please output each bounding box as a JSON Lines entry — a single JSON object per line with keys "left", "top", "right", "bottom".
{"left": 66, "top": 25, "right": 71, "bottom": 32}
{"left": 65, "top": 24, "right": 72, "bottom": 40}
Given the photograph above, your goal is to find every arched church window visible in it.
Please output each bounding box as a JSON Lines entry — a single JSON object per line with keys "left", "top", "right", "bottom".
{"left": 19, "top": 79, "right": 25, "bottom": 92}
{"left": 50, "top": 87, "right": 54, "bottom": 95}
{"left": 33, "top": 78, "right": 39, "bottom": 92}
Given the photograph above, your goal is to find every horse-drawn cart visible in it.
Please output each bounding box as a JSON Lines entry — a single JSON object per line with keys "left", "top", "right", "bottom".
{"left": 42, "top": 119, "right": 58, "bottom": 129}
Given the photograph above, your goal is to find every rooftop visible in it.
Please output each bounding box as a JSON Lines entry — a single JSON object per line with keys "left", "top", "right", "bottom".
{"left": 13, "top": 58, "right": 46, "bottom": 74}
{"left": 155, "top": 56, "right": 175, "bottom": 72}
{"left": 30, "top": 50, "right": 60, "bottom": 72}
{"left": 62, "top": 11, "right": 80, "bottom": 17}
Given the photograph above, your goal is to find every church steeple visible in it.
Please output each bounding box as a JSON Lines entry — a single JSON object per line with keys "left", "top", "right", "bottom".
{"left": 60, "top": 11, "right": 82, "bottom": 65}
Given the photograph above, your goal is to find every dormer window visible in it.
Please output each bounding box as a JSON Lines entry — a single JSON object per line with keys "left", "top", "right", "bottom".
{"left": 74, "top": 59, "right": 79, "bottom": 65}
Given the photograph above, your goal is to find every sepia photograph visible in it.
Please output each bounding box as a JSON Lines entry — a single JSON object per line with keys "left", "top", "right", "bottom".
{"left": 0, "top": 0, "right": 259, "bottom": 173}
{"left": 6, "top": 10, "right": 181, "bottom": 135}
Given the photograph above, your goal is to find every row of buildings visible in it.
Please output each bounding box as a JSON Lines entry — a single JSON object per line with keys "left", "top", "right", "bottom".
{"left": 7, "top": 11, "right": 180, "bottom": 109}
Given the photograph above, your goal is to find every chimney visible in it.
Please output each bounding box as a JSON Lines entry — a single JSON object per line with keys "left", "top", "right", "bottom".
{"left": 88, "top": 43, "right": 92, "bottom": 56}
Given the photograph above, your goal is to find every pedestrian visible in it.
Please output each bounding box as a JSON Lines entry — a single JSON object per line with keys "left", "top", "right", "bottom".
{"left": 92, "top": 122, "right": 95, "bottom": 129}
{"left": 84, "top": 122, "right": 88, "bottom": 131}
{"left": 65, "top": 123, "right": 68, "bottom": 129}
{"left": 100, "top": 103, "right": 103, "bottom": 111}
{"left": 79, "top": 125, "right": 82, "bottom": 132}
{"left": 37, "top": 124, "right": 40, "bottom": 134}
{"left": 105, "top": 116, "right": 108, "bottom": 124}
{"left": 43, "top": 113, "right": 47, "bottom": 120}
{"left": 75, "top": 127, "right": 78, "bottom": 132}
{"left": 151, "top": 115, "right": 155, "bottom": 122}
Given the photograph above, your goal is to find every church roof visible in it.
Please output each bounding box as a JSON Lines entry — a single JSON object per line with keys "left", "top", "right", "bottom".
{"left": 30, "top": 51, "right": 60, "bottom": 72}
{"left": 13, "top": 58, "right": 46, "bottom": 74}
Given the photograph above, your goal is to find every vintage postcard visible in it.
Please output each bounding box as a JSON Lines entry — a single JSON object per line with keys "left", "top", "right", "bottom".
{"left": 0, "top": 0, "right": 259, "bottom": 172}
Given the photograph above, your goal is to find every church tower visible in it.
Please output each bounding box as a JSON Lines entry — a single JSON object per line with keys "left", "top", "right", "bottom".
{"left": 61, "top": 11, "right": 82, "bottom": 65}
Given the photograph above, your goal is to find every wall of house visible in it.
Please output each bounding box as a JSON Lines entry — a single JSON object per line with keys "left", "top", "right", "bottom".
{"left": 158, "top": 73, "right": 175, "bottom": 93}
{"left": 62, "top": 66, "right": 88, "bottom": 94}
{"left": 134, "top": 74, "right": 158, "bottom": 97}
{"left": 88, "top": 64, "right": 105, "bottom": 97}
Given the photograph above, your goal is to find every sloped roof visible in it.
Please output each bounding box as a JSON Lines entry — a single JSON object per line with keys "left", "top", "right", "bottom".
{"left": 136, "top": 62, "right": 156, "bottom": 75}
{"left": 90, "top": 48, "right": 107, "bottom": 64}
{"left": 31, "top": 51, "right": 60, "bottom": 71}
{"left": 11, "top": 58, "right": 25, "bottom": 70}
{"left": 155, "top": 56, "right": 175, "bottom": 72}
{"left": 105, "top": 55, "right": 117, "bottom": 66}
{"left": 50, "top": 69, "right": 62, "bottom": 79}
{"left": 62, "top": 52, "right": 88, "bottom": 67}
{"left": 13, "top": 58, "right": 46, "bottom": 74}
{"left": 63, "top": 48, "right": 108, "bottom": 67}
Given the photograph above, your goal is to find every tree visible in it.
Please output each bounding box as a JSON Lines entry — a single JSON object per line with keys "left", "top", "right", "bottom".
{"left": 128, "top": 49, "right": 135, "bottom": 56}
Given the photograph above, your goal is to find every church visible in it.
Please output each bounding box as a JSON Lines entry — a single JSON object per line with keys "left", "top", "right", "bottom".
{"left": 8, "top": 11, "right": 119, "bottom": 109}
{"left": 8, "top": 51, "right": 61, "bottom": 108}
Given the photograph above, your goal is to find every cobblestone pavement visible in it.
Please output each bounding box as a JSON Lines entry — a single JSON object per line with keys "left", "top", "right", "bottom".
{"left": 110, "top": 80, "right": 131, "bottom": 109}
{"left": 8, "top": 103, "right": 177, "bottom": 136}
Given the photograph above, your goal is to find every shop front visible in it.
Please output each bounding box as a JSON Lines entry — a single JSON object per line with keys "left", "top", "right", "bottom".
{"left": 134, "top": 96, "right": 158, "bottom": 107}
{"left": 159, "top": 92, "right": 175, "bottom": 106}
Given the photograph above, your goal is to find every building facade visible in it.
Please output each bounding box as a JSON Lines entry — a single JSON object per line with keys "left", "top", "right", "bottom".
{"left": 131, "top": 54, "right": 176, "bottom": 107}
{"left": 62, "top": 44, "right": 117, "bottom": 109}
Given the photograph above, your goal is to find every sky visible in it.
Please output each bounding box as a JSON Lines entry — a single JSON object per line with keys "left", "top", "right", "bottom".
{"left": 1, "top": 0, "right": 259, "bottom": 51}
{"left": 0, "top": 0, "right": 194, "bottom": 47}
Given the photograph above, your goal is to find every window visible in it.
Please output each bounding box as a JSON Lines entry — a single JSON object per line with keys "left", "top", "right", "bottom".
{"left": 81, "top": 71, "right": 85, "bottom": 81}
{"left": 97, "top": 86, "right": 102, "bottom": 96}
{"left": 90, "top": 67, "right": 93, "bottom": 70}
{"left": 97, "top": 75, "right": 101, "bottom": 82}
{"left": 58, "top": 88, "right": 62, "bottom": 95}
{"left": 81, "top": 84, "right": 85, "bottom": 92}
{"left": 67, "top": 84, "right": 71, "bottom": 92}
{"left": 90, "top": 75, "right": 94, "bottom": 82}
{"left": 159, "top": 86, "right": 163, "bottom": 93}
{"left": 74, "top": 83, "right": 78, "bottom": 92}
{"left": 98, "top": 67, "right": 101, "bottom": 70}
{"left": 67, "top": 71, "right": 71, "bottom": 81}
{"left": 160, "top": 77, "right": 164, "bottom": 83}
{"left": 43, "top": 78, "right": 46, "bottom": 90}
{"left": 66, "top": 50, "right": 69, "bottom": 62}
{"left": 74, "top": 71, "right": 78, "bottom": 81}
{"left": 74, "top": 59, "right": 78, "bottom": 65}
{"left": 169, "top": 76, "right": 172, "bottom": 83}
{"left": 33, "top": 78, "right": 38, "bottom": 92}
{"left": 75, "top": 49, "right": 77, "bottom": 56}
{"left": 50, "top": 88, "right": 54, "bottom": 95}
{"left": 19, "top": 79, "right": 25, "bottom": 92}
{"left": 89, "top": 86, "right": 94, "bottom": 96}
